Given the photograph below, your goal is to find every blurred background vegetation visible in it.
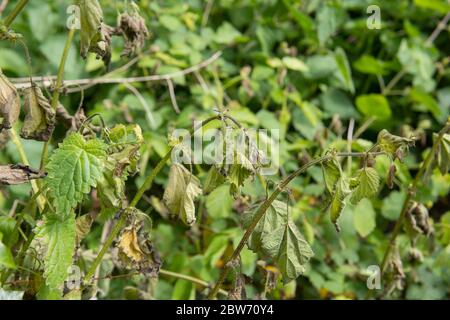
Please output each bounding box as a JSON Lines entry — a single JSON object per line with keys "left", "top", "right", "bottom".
{"left": 1, "top": 0, "right": 450, "bottom": 299}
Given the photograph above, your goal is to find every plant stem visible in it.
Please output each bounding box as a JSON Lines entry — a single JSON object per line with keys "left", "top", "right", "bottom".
{"left": 9, "top": 127, "right": 45, "bottom": 211}
{"left": 3, "top": 0, "right": 28, "bottom": 27}
{"left": 39, "top": 28, "right": 76, "bottom": 170}
{"left": 84, "top": 116, "right": 221, "bottom": 283}
{"left": 379, "top": 121, "right": 450, "bottom": 274}
{"left": 159, "top": 269, "right": 228, "bottom": 297}
{"left": 208, "top": 151, "right": 385, "bottom": 299}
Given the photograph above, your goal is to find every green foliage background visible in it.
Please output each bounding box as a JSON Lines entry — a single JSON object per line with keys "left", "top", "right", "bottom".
{"left": 1, "top": 0, "right": 450, "bottom": 299}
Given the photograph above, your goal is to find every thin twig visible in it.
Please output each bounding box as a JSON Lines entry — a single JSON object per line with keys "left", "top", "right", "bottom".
{"left": 12, "top": 51, "right": 223, "bottom": 91}
{"left": 123, "top": 82, "right": 157, "bottom": 129}
{"left": 166, "top": 78, "right": 180, "bottom": 113}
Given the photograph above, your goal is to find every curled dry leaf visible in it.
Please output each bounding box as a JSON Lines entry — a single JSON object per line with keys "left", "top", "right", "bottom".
{"left": 163, "top": 163, "right": 202, "bottom": 226}
{"left": 0, "top": 164, "right": 46, "bottom": 185}
{"left": 118, "top": 2, "right": 149, "bottom": 57}
{"left": 0, "top": 70, "right": 20, "bottom": 131}
{"left": 377, "top": 129, "right": 415, "bottom": 160}
{"left": 20, "top": 85, "right": 56, "bottom": 141}
{"left": 405, "top": 202, "right": 432, "bottom": 243}
{"left": 76, "top": 0, "right": 113, "bottom": 65}
{"left": 117, "top": 210, "right": 161, "bottom": 277}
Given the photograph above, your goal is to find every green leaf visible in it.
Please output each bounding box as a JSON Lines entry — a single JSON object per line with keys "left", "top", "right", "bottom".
{"left": 46, "top": 132, "right": 106, "bottom": 214}
{"left": 350, "top": 167, "right": 380, "bottom": 205}
{"left": 36, "top": 212, "right": 76, "bottom": 290}
{"left": 381, "top": 191, "right": 405, "bottom": 221}
{"left": 356, "top": 94, "right": 391, "bottom": 120}
{"left": 353, "top": 199, "right": 376, "bottom": 237}
{"left": 243, "top": 200, "right": 313, "bottom": 283}
{"left": 163, "top": 163, "right": 202, "bottom": 226}
{"left": 316, "top": 3, "right": 345, "bottom": 46}
{"left": 320, "top": 88, "right": 359, "bottom": 119}
{"left": 353, "top": 55, "right": 387, "bottom": 75}
{"left": 261, "top": 214, "right": 314, "bottom": 284}
{"left": 282, "top": 56, "right": 308, "bottom": 72}
{"left": 206, "top": 184, "right": 233, "bottom": 219}
{"left": 242, "top": 200, "right": 288, "bottom": 252}
{"left": 0, "top": 237, "right": 16, "bottom": 269}
{"left": 334, "top": 47, "right": 354, "bottom": 94}
{"left": 414, "top": 0, "right": 450, "bottom": 14}
{"left": 410, "top": 88, "right": 441, "bottom": 121}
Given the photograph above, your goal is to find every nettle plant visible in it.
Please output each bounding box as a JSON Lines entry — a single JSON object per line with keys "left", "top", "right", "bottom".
{"left": 0, "top": 0, "right": 449, "bottom": 300}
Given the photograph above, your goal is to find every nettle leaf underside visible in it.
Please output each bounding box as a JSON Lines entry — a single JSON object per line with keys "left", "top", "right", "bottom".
{"left": 243, "top": 200, "right": 314, "bottom": 283}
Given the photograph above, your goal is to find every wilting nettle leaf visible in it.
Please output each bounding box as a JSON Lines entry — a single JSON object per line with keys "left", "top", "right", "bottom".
{"left": 405, "top": 202, "right": 432, "bottom": 243}
{"left": 327, "top": 177, "right": 351, "bottom": 231}
{"left": 46, "top": 132, "right": 107, "bottom": 215}
{"left": 163, "top": 163, "right": 202, "bottom": 226}
{"left": 0, "top": 69, "right": 20, "bottom": 131}
{"left": 350, "top": 167, "right": 380, "bottom": 205}
{"left": 76, "top": 0, "right": 113, "bottom": 65}
{"left": 434, "top": 133, "right": 450, "bottom": 175}
{"left": 242, "top": 200, "right": 314, "bottom": 284}
{"left": 117, "top": 208, "right": 161, "bottom": 276}
{"left": 97, "top": 124, "right": 143, "bottom": 215}
{"left": 228, "top": 151, "right": 255, "bottom": 196}
{"left": 117, "top": 2, "right": 149, "bottom": 57}
{"left": 203, "top": 166, "right": 226, "bottom": 194}
{"left": 377, "top": 129, "right": 415, "bottom": 160}
{"left": 321, "top": 155, "right": 350, "bottom": 231}
{"left": 20, "top": 85, "right": 55, "bottom": 141}
{"left": 0, "top": 164, "right": 46, "bottom": 185}
{"left": 321, "top": 155, "right": 342, "bottom": 194}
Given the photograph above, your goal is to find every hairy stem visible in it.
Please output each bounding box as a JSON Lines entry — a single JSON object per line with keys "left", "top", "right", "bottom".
{"left": 379, "top": 121, "right": 450, "bottom": 274}
{"left": 3, "top": 0, "right": 28, "bottom": 27}
{"left": 208, "top": 151, "right": 373, "bottom": 299}
{"left": 39, "top": 28, "right": 76, "bottom": 170}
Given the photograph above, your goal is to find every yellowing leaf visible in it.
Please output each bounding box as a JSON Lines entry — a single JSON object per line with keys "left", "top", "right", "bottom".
{"left": 118, "top": 225, "right": 144, "bottom": 262}
{"left": 163, "top": 163, "right": 202, "bottom": 226}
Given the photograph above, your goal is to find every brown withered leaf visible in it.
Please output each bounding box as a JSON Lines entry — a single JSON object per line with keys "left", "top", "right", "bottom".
{"left": 0, "top": 70, "right": 21, "bottom": 131}
{"left": 116, "top": 210, "right": 161, "bottom": 276}
{"left": 118, "top": 225, "right": 145, "bottom": 262}
{"left": 0, "top": 164, "right": 47, "bottom": 185}
{"left": 20, "top": 85, "right": 55, "bottom": 141}
{"left": 117, "top": 3, "right": 149, "bottom": 57}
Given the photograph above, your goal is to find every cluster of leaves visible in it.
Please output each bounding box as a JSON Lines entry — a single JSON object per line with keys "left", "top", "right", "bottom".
{"left": 1, "top": 0, "right": 450, "bottom": 300}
